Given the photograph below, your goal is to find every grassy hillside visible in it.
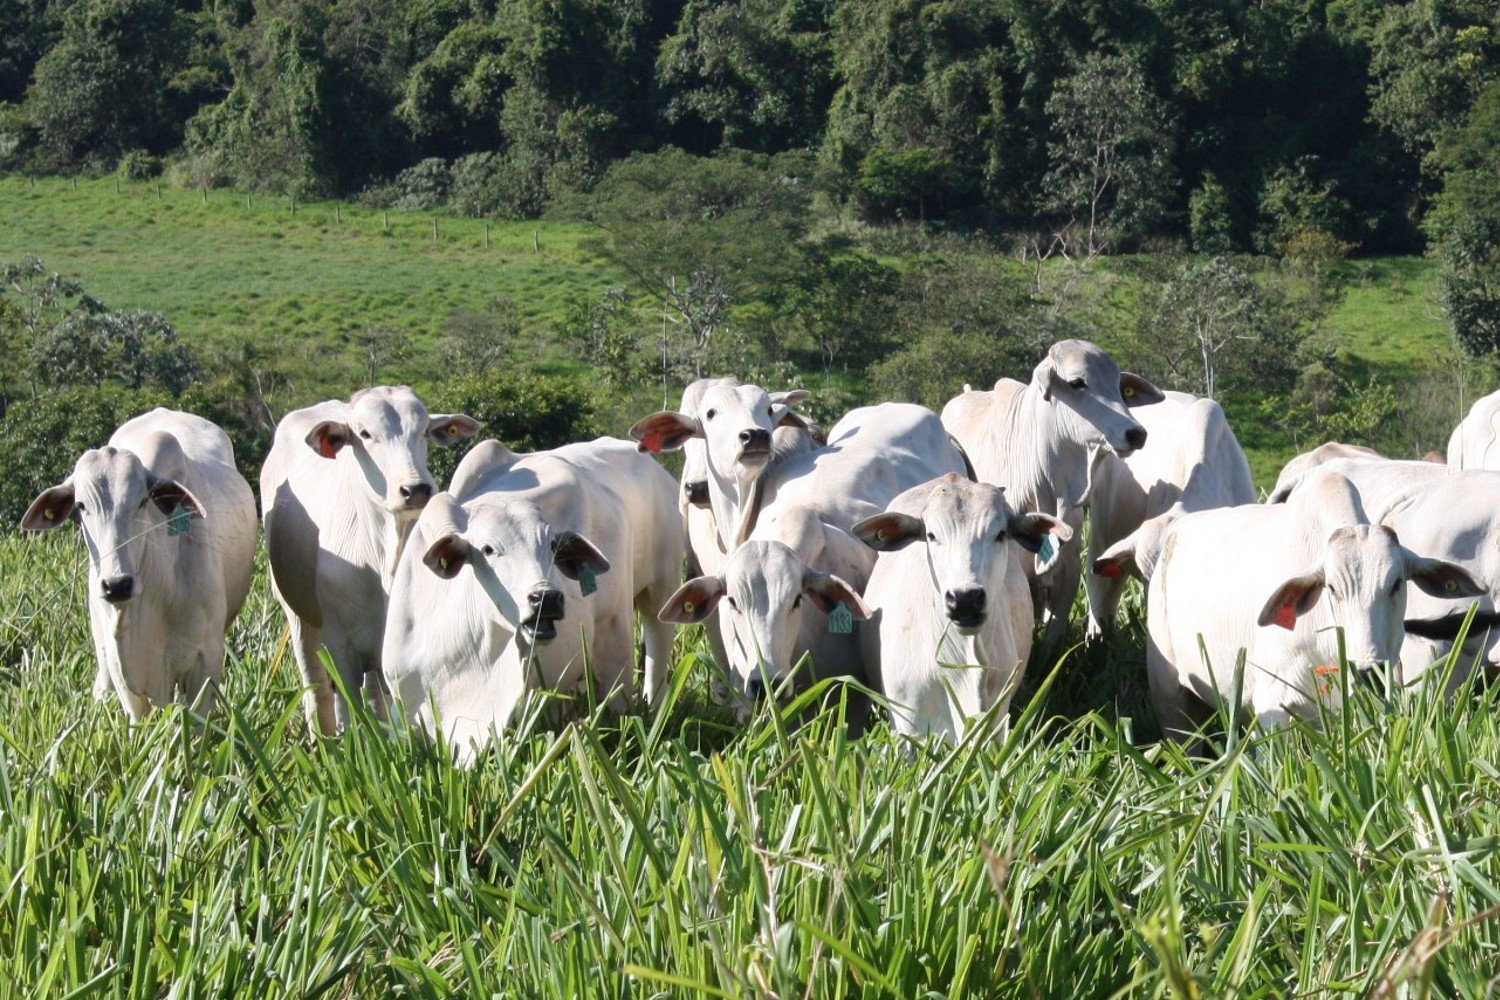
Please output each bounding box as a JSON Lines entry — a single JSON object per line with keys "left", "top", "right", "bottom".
{"left": 0, "top": 175, "right": 617, "bottom": 356}
{"left": 0, "top": 174, "right": 1466, "bottom": 484}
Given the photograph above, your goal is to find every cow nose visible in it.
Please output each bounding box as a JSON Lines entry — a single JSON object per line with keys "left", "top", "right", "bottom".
{"left": 945, "top": 588, "right": 986, "bottom": 624}
{"left": 739, "top": 428, "right": 771, "bottom": 450}
{"left": 1124, "top": 427, "right": 1147, "bottom": 451}
{"left": 745, "top": 675, "right": 766, "bottom": 701}
{"left": 528, "top": 587, "right": 565, "bottom": 620}
{"left": 100, "top": 575, "right": 135, "bottom": 604}
{"left": 399, "top": 482, "right": 433, "bottom": 506}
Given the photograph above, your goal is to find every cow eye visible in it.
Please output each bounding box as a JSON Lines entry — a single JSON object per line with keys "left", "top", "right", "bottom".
{"left": 481, "top": 544, "right": 495, "bottom": 556}
{"left": 1391, "top": 581, "right": 1402, "bottom": 597}
{"left": 1068, "top": 378, "right": 1087, "bottom": 390}
{"left": 792, "top": 594, "right": 803, "bottom": 610}
{"left": 925, "top": 531, "right": 936, "bottom": 542}
{"left": 995, "top": 531, "right": 1007, "bottom": 542}
{"left": 726, "top": 596, "right": 738, "bottom": 612}
{"left": 705, "top": 409, "right": 717, "bottom": 421}
{"left": 358, "top": 429, "right": 372, "bottom": 440}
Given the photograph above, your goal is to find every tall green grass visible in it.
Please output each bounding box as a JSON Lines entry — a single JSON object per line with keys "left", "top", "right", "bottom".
{"left": 1, "top": 532, "right": 1498, "bottom": 996}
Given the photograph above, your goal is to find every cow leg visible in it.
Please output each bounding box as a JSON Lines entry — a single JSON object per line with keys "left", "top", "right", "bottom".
{"left": 180, "top": 636, "right": 224, "bottom": 715}
{"left": 637, "top": 587, "right": 677, "bottom": 706}
{"left": 1146, "top": 636, "right": 1209, "bottom": 744}
{"left": 287, "top": 615, "right": 338, "bottom": 737}
{"left": 362, "top": 668, "right": 392, "bottom": 723}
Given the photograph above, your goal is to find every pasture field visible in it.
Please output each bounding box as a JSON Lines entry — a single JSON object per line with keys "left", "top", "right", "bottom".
{"left": 2, "top": 532, "right": 1500, "bottom": 996}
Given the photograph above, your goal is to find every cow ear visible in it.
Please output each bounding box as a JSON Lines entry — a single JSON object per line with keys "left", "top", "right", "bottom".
{"left": 770, "top": 389, "right": 810, "bottom": 409}
{"left": 852, "top": 512, "right": 924, "bottom": 552}
{"left": 21, "top": 483, "right": 76, "bottom": 531}
{"left": 305, "top": 420, "right": 352, "bottom": 459}
{"left": 1032, "top": 356, "right": 1058, "bottom": 402}
{"left": 1406, "top": 555, "right": 1486, "bottom": 600}
{"left": 1257, "top": 570, "right": 1326, "bottom": 630}
{"left": 551, "top": 531, "right": 610, "bottom": 580}
{"left": 658, "top": 576, "right": 725, "bottom": 624}
{"left": 427, "top": 414, "right": 482, "bottom": 447}
{"left": 801, "top": 571, "right": 871, "bottom": 619}
{"left": 630, "top": 411, "right": 701, "bottom": 454}
{"left": 1118, "top": 372, "right": 1165, "bottom": 407}
{"left": 146, "top": 476, "right": 205, "bottom": 517}
{"left": 1011, "top": 511, "right": 1072, "bottom": 573}
{"left": 423, "top": 534, "right": 471, "bottom": 579}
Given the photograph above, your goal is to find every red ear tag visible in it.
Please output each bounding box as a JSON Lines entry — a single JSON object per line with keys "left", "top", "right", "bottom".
{"left": 1097, "top": 560, "right": 1121, "bottom": 579}
{"left": 1274, "top": 603, "right": 1298, "bottom": 631}
{"left": 319, "top": 435, "right": 339, "bottom": 459}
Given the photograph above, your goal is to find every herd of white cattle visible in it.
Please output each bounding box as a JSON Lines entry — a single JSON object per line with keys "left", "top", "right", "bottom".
{"left": 23, "top": 339, "right": 1500, "bottom": 754}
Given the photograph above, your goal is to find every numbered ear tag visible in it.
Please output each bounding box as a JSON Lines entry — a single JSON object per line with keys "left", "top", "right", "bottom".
{"left": 827, "top": 601, "right": 853, "bottom": 635}
{"left": 1038, "top": 534, "right": 1057, "bottom": 563}
{"left": 167, "top": 504, "right": 193, "bottom": 536}
{"left": 579, "top": 564, "right": 597, "bottom": 596}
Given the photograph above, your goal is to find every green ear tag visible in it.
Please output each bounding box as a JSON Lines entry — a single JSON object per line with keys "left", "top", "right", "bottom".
{"left": 828, "top": 601, "right": 853, "bottom": 635}
{"left": 579, "top": 564, "right": 597, "bottom": 596}
{"left": 167, "top": 504, "right": 193, "bottom": 536}
{"left": 1038, "top": 534, "right": 1057, "bottom": 563}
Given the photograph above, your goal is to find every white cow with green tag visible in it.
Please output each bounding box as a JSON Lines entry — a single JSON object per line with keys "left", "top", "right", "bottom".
{"left": 659, "top": 403, "right": 968, "bottom": 709}
{"left": 853, "top": 475, "right": 1071, "bottom": 742}
{"left": 382, "top": 437, "right": 683, "bottom": 757}
{"left": 22, "top": 408, "right": 257, "bottom": 719}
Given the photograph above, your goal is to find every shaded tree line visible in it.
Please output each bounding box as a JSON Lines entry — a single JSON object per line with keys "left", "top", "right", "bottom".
{"left": 0, "top": 0, "right": 1494, "bottom": 256}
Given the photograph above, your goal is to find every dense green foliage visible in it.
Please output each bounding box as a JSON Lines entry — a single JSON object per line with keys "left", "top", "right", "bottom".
{"left": 0, "top": 0, "right": 1493, "bottom": 254}
{"left": 2, "top": 533, "right": 1500, "bottom": 994}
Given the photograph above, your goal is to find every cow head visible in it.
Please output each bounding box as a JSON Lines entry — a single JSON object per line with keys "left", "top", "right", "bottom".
{"left": 659, "top": 539, "right": 868, "bottom": 699}
{"left": 854, "top": 474, "right": 1071, "bottom": 635}
{"left": 22, "top": 447, "right": 204, "bottom": 606}
{"left": 1257, "top": 523, "right": 1484, "bottom": 674}
{"left": 632, "top": 382, "right": 810, "bottom": 488}
{"left": 1031, "top": 340, "right": 1163, "bottom": 457}
{"left": 305, "top": 386, "right": 480, "bottom": 518}
{"left": 420, "top": 495, "right": 609, "bottom": 649}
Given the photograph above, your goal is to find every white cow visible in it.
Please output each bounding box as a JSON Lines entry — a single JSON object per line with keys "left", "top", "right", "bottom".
{"left": 1448, "top": 389, "right": 1500, "bottom": 470}
{"left": 659, "top": 403, "right": 967, "bottom": 703}
{"left": 23, "top": 408, "right": 257, "bottom": 719}
{"left": 630, "top": 381, "right": 810, "bottom": 553}
{"left": 261, "top": 386, "right": 481, "bottom": 735}
{"left": 382, "top": 438, "right": 683, "bottom": 756}
{"left": 852, "top": 475, "right": 1071, "bottom": 742}
{"left": 1267, "top": 441, "right": 1385, "bottom": 502}
{"left": 1146, "top": 471, "right": 1483, "bottom": 737}
{"left": 672, "top": 377, "right": 822, "bottom": 679}
{"left": 941, "top": 339, "right": 1164, "bottom": 665}
{"left": 1086, "top": 390, "right": 1255, "bottom": 632}
{"left": 1272, "top": 457, "right": 1500, "bottom": 679}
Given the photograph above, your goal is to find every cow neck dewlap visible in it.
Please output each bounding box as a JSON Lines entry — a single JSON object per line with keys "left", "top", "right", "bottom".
{"left": 707, "top": 460, "right": 764, "bottom": 553}
{"left": 330, "top": 470, "right": 404, "bottom": 588}
{"left": 992, "top": 382, "right": 1088, "bottom": 513}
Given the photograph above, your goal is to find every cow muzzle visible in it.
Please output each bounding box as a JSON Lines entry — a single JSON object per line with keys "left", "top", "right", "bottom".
{"left": 396, "top": 481, "right": 434, "bottom": 512}
{"left": 1114, "top": 426, "right": 1148, "bottom": 457}
{"left": 737, "top": 428, "right": 772, "bottom": 463}
{"left": 945, "top": 588, "right": 987, "bottom": 631}
{"left": 520, "top": 586, "right": 565, "bottom": 643}
{"left": 100, "top": 574, "right": 136, "bottom": 605}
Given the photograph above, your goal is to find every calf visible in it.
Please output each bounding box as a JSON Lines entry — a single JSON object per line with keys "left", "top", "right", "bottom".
{"left": 383, "top": 438, "right": 682, "bottom": 757}
{"left": 1146, "top": 471, "right": 1483, "bottom": 736}
{"left": 659, "top": 403, "right": 967, "bottom": 705}
{"left": 261, "top": 386, "right": 480, "bottom": 735}
{"left": 23, "top": 408, "right": 257, "bottom": 719}
{"left": 853, "top": 475, "right": 1070, "bottom": 742}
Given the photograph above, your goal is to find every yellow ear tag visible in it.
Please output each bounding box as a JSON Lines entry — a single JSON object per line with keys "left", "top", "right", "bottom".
{"left": 439, "top": 557, "right": 449, "bottom": 571}
{"left": 44, "top": 509, "right": 55, "bottom": 520}
{"left": 876, "top": 529, "right": 887, "bottom": 542}
{"left": 683, "top": 600, "right": 695, "bottom": 614}
{"left": 1446, "top": 579, "right": 1459, "bottom": 593}
{"left": 1123, "top": 386, "right": 1136, "bottom": 398}
{"left": 448, "top": 423, "right": 461, "bottom": 437}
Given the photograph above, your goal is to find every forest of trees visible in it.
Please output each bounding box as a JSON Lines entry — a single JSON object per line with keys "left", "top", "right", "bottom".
{"left": 0, "top": 0, "right": 1494, "bottom": 258}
